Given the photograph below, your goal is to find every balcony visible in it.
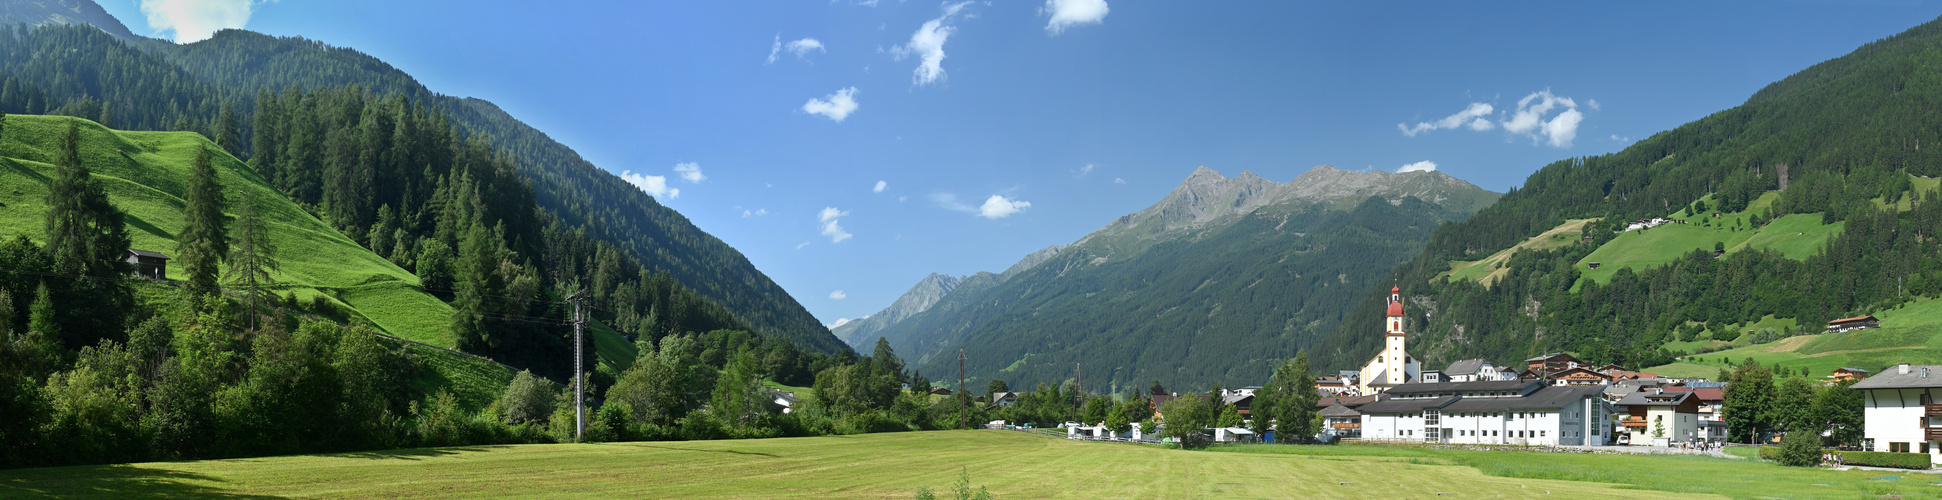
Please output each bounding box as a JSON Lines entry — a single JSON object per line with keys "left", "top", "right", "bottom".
{"left": 1928, "top": 427, "right": 1942, "bottom": 441}
{"left": 1927, "top": 404, "right": 1942, "bottom": 416}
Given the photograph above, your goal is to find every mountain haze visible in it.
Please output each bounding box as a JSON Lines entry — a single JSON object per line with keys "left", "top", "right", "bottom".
{"left": 853, "top": 165, "right": 1497, "bottom": 391}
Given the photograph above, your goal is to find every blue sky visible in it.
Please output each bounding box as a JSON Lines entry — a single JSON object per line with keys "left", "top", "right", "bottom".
{"left": 98, "top": 0, "right": 1942, "bottom": 326}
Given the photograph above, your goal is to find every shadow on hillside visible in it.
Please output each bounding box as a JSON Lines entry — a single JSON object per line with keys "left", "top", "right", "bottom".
{"left": 318, "top": 446, "right": 502, "bottom": 461}
{"left": 124, "top": 213, "right": 174, "bottom": 241}
{"left": 0, "top": 464, "right": 285, "bottom": 499}
{"left": 1, "top": 158, "right": 49, "bottom": 183}
{"left": 629, "top": 444, "right": 779, "bottom": 458}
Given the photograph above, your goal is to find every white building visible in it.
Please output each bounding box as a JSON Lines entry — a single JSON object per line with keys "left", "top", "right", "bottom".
{"left": 1616, "top": 391, "right": 1701, "bottom": 446}
{"left": 1357, "top": 380, "right": 1611, "bottom": 446}
{"left": 1852, "top": 363, "right": 1942, "bottom": 463}
{"left": 1357, "top": 285, "right": 1422, "bottom": 395}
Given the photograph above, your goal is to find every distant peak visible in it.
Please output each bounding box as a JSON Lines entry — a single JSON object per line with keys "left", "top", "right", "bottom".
{"left": 1307, "top": 164, "right": 1344, "bottom": 173}
{"left": 1236, "top": 170, "right": 1265, "bottom": 181}
{"left": 1188, "top": 165, "right": 1224, "bottom": 178}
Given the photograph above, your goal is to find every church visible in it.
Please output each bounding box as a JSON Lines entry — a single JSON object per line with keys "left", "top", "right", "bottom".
{"left": 1356, "top": 285, "right": 1421, "bottom": 395}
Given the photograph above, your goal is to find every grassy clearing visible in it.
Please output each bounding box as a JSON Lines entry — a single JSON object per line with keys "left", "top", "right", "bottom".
{"left": 0, "top": 431, "right": 1692, "bottom": 499}
{"left": 1217, "top": 443, "right": 1941, "bottom": 499}
{"left": 1575, "top": 191, "right": 1850, "bottom": 285}
{"left": 1441, "top": 218, "right": 1596, "bottom": 285}
{"left": 1650, "top": 298, "right": 1942, "bottom": 379}
{"left": 0, "top": 115, "right": 452, "bottom": 346}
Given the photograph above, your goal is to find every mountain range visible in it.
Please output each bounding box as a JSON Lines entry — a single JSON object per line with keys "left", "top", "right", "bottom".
{"left": 840, "top": 164, "right": 1498, "bottom": 391}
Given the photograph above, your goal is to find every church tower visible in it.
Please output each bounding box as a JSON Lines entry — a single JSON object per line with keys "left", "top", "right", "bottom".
{"left": 1384, "top": 284, "right": 1407, "bottom": 386}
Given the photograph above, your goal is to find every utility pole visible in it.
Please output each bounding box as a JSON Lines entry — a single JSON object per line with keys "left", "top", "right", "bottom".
{"left": 951, "top": 348, "right": 959, "bottom": 426}
{"left": 567, "top": 289, "right": 589, "bottom": 441}
{"left": 1075, "top": 362, "right": 1083, "bottom": 412}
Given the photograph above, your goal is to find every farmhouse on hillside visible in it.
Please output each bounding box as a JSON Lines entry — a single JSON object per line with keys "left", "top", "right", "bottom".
{"left": 1826, "top": 315, "right": 1880, "bottom": 333}
{"left": 126, "top": 249, "right": 169, "bottom": 279}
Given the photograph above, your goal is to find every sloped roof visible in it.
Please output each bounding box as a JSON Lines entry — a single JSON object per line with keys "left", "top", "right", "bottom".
{"left": 1442, "top": 386, "right": 1605, "bottom": 412}
{"left": 1358, "top": 395, "right": 1459, "bottom": 414}
{"left": 1319, "top": 404, "right": 1360, "bottom": 417}
{"left": 1445, "top": 358, "right": 1487, "bottom": 375}
{"left": 1852, "top": 366, "right": 1942, "bottom": 389}
{"left": 1385, "top": 380, "right": 1539, "bottom": 395}
{"left": 1616, "top": 391, "right": 1694, "bottom": 407}
{"left": 128, "top": 249, "right": 169, "bottom": 259}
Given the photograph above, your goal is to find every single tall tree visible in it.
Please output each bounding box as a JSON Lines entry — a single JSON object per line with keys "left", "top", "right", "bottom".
{"left": 177, "top": 146, "right": 228, "bottom": 294}
{"left": 44, "top": 119, "right": 130, "bottom": 278}
{"left": 1723, "top": 360, "right": 1776, "bottom": 443}
{"left": 215, "top": 102, "right": 240, "bottom": 157}
{"left": 1256, "top": 352, "right": 1320, "bottom": 443}
{"left": 223, "top": 191, "right": 278, "bottom": 331}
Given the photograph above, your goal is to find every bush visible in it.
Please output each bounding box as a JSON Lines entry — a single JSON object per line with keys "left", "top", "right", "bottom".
{"left": 1773, "top": 431, "right": 1819, "bottom": 466}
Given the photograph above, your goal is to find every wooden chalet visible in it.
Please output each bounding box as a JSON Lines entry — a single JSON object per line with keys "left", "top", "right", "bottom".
{"left": 1826, "top": 316, "right": 1880, "bottom": 333}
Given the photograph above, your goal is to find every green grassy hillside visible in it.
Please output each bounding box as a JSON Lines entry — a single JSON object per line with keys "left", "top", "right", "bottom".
{"left": 0, "top": 116, "right": 639, "bottom": 385}
{"left": 1649, "top": 297, "right": 1942, "bottom": 378}
{"left": 0, "top": 115, "right": 452, "bottom": 344}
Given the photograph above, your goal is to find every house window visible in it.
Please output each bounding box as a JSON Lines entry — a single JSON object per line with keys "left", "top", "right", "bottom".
{"left": 1926, "top": 442, "right": 1933, "bottom": 454}
{"left": 1892, "top": 442, "right": 1912, "bottom": 453}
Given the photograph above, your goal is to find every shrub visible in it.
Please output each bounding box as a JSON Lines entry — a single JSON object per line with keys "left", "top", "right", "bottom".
{"left": 499, "top": 370, "right": 556, "bottom": 425}
{"left": 1773, "top": 431, "right": 1819, "bottom": 466}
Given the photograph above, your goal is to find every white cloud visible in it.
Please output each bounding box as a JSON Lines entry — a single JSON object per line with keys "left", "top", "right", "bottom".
{"left": 873, "top": 180, "right": 888, "bottom": 193}
{"left": 1502, "top": 90, "right": 1583, "bottom": 148}
{"left": 620, "top": 171, "right": 678, "bottom": 199}
{"left": 785, "top": 38, "right": 826, "bottom": 59}
{"left": 766, "top": 34, "right": 781, "bottom": 64}
{"left": 1588, "top": 99, "right": 1601, "bottom": 111}
{"left": 892, "top": 2, "right": 972, "bottom": 86}
{"left": 1114, "top": 177, "right": 1126, "bottom": 184}
{"left": 978, "top": 195, "right": 1031, "bottom": 219}
{"left": 1077, "top": 164, "right": 1096, "bottom": 176}
{"left": 140, "top": 0, "right": 258, "bottom": 43}
{"left": 1044, "top": 0, "right": 1109, "bottom": 34}
{"left": 1397, "top": 161, "right": 1438, "bottom": 173}
{"left": 803, "top": 87, "right": 861, "bottom": 122}
{"left": 898, "top": 196, "right": 908, "bottom": 202}
{"left": 1399, "top": 102, "right": 1494, "bottom": 137}
{"left": 819, "top": 207, "right": 853, "bottom": 243}
{"left": 829, "top": 290, "right": 847, "bottom": 300}
{"left": 1610, "top": 134, "right": 1632, "bottom": 143}
{"left": 795, "top": 240, "right": 812, "bottom": 250}
{"left": 674, "top": 162, "right": 705, "bottom": 183}
{"left": 742, "top": 208, "right": 768, "bottom": 218}
{"left": 828, "top": 318, "right": 852, "bottom": 328}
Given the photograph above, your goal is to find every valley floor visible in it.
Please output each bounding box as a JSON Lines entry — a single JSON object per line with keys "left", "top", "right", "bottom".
{"left": 6, "top": 430, "right": 1909, "bottom": 499}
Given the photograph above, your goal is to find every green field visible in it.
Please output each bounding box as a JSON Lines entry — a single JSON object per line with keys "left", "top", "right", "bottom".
{"left": 10, "top": 431, "right": 1942, "bottom": 499}
{"left": 0, "top": 431, "right": 1699, "bottom": 499}
{"left": 1441, "top": 218, "right": 1597, "bottom": 285}
{"left": 1650, "top": 297, "right": 1942, "bottom": 378}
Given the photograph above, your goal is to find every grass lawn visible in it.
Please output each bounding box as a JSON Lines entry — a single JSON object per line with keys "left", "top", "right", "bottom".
{"left": 1215, "top": 443, "right": 1941, "bottom": 499}
{"left": 1440, "top": 218, "right": 1597, "bottom": 285}
{"left": 0, "top": 431, "right": 1702, "bottom": 499}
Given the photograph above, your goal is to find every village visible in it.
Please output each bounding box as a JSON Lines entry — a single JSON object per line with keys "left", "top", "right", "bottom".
{"left": 1007, "top": 286, "right": 1931, "bottom": 469}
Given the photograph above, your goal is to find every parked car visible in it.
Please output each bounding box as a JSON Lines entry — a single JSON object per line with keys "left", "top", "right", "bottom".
{"left": 1063, "top": 421, "right": 1079, "bottom": 428}
{"left": 1616, "top": 434, "right": 1630, "bottom": 445}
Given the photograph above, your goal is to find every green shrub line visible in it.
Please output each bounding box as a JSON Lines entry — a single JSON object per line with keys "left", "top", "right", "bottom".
{"left": 1756, "top": 446, "right": 1932, "bottom": 469}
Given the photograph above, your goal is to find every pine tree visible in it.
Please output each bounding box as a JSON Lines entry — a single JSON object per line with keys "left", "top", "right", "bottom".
{"left": 43, "top": 119, "right": 131, "bottom": 278}
{"left": 223, "top": 191, "right": 278, "bottom": 331}
{"left": 215, "top": 101, "right": 239, "bottom": 156}
{"left": 177, "top": 146, "right": 228, "bottom": 294}
{"left": 26, "top": 282, "right": 55, "bottom": 340}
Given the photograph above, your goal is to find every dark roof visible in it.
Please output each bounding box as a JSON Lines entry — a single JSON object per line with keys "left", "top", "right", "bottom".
{"left": 1828, "top": 315, "right": 1878, "bottom": 325}
{"left": 1316, "top": 394, "right": 1379, "bottom": 408}
{"left": 1384, "top": 380, "right": 1539, "bottom": 395}
{"left": 1318, "top": 404, "right": 1360, "bottom": 418}
{"left": 1616, "top": 391, "right": 1694, "bottom": 407}
{"left": 1444, "top": 358, "right": 1487, "bottom": 375}
{"left": 1358, "top": 395, "right": 1459, "bottom": 414}
{"left": 127, "top": 249, "right": 169, "bottom": 259}
{"left": 1852, "top": 366, "right": 1942, "bottom": 389}
{"left": 1442, "top": 386, "right": 1605, "bottom": 412}
{"left": 1834, "top": 367, "right": 1871, "bottom": 373}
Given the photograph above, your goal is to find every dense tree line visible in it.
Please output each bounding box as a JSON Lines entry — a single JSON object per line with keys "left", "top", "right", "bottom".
{"left": 1319, "top": 15, "right": 1942, "bottom": 372}
{"left": 1721, "top": 359, "right": 1863, "bottom": 446}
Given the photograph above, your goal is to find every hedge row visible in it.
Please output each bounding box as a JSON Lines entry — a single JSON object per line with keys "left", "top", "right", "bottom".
{"left": 1758, "top": 447, "right": 1932, "bottom": 469}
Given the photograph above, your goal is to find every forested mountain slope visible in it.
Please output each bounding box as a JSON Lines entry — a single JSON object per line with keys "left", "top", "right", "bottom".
{"left": 1315, "top": 15, "right": 1942, "bottom": 374}
{"left": 0, "top": 18, "right": 843, "bottom": 354}
{"left": 860, "top": 166, "right": 1496, "bottom": 391}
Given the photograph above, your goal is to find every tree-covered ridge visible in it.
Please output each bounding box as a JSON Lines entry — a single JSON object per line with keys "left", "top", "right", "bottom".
{"left": 0, "top": 23, "right": 842, "bottom": 354}
{"left": 1317, "top": 15, "right": 1942, "bottom": 373}
{"left": 893, "top": 195, "right": 1474, "bottom": 391}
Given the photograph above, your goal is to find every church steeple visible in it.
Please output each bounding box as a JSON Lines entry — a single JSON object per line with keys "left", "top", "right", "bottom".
{"left": 1385, "top": 284, "right": 1405, "bottom": 335}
